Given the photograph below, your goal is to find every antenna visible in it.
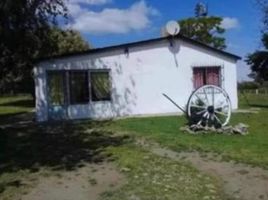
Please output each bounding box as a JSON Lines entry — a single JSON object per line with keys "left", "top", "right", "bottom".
{"left": 165, "top": 20, "right": 180, "bottom": 36}
{"left": 195, "top": 2, "right": 208, "bottom": 17}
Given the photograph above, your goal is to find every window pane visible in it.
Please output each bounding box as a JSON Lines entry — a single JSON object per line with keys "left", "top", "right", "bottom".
{"left": 47, "top": 71, "right": 65, "bottom": 106}
{"left": 69, "top": 71, "right": 89, "bottom": 104}
{"left": 206, "top": 67, "right": 220, "bottom": 86}
{"left": 193, "top": 68, "right": 205, "bottom": 89}
{"left": 91, "top": 72, "right": 111, "bottom": 101}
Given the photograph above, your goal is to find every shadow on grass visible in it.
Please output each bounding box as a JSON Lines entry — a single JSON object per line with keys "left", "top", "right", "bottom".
{"left": 0, "top": 113, "right": 128, "bottom": 177}
{"left": 0, "top": 112, "right": 33, "bottom": 125}
{"left": 248, "top": 104, "right": 268, "bottom": 109}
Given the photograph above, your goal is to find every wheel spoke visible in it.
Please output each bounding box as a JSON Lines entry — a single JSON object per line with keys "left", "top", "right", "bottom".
{"left": 191, "top": 104, "right": 206, "bottom": 109}
{"left": 197, "top": 119, "right": 203, "bottom": 125}
{"left": 215, "top": 104, "right": 229, "bottom": 110}
{"left": 212, "top": 87, "right": 215, "bottom": 106}
{"left": 205, "top": 113, "right": 210, "bottom": 127}
{"left": 194, "top": 94, "right": 206, "bottom": 106}
{"left": 215, "top": 111, "right": 228, "bottom": 116}
{"left": 214, "top": 114, "right": 223, "bottom": 125}
{"left": 211, "top": 114, "right": 215, "bottom": 121}
{"left": 203, "top": 88, "right": 210, "bottom": 105}
{"left": 197, "top": 112, "right": 208, "bottom": 125}
{"left": 196, "top": 110, "right": 206, "bottom": 115}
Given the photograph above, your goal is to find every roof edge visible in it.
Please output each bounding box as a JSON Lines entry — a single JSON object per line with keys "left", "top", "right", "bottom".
{"left": 36, "top": 34, "right": 241, "bottom": 63}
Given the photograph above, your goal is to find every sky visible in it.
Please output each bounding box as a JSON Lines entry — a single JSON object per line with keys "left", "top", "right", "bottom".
{"left": 66, "top": 0, "right": 263, "bottom": 81}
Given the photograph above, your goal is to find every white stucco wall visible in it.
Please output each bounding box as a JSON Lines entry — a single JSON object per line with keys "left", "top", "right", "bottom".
{"left": 35, "top": 38, "right": 238, "bottom": 122}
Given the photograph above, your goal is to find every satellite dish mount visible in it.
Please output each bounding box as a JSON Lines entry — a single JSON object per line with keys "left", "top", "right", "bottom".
{"left": 166, "top": 21, "right": 180, "bottom": 36}
{"left": 165, "top": 21, "right": 180, "bottom": 47}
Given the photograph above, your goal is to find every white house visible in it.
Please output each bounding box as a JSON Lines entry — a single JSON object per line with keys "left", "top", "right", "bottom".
{"left": 34, "top": 35, "right": 240, "bottom": 122}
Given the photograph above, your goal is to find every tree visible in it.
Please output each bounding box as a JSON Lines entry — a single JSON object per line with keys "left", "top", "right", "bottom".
{"left": 257, "top": 0, "right": 268, "bottom": 31}
{"left": 0, "top": 0, "right": 66, "bottom": 94}
{"left": 48, "top": 28, "right": 90, "bottom": 57}
{"left": 0, "top": 0, "right": 90, "bottom": 94}
{"left": 246, "top": 1, "right": 268, "bottom": 83}
{"left": 178, "top": 16, "right": 226, "bottom": 50}
{"left": 246, "top": 34, "right": 268, "bottom": 83}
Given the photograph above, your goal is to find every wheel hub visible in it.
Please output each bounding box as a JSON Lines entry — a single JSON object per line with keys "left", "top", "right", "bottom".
{"left": 207, "top": 105, "right": 214, "bottom": 114}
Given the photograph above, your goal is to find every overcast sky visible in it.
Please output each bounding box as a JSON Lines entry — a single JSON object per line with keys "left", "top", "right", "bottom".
{"left": 66, "top": 0, "right": 263, "bottom": 82}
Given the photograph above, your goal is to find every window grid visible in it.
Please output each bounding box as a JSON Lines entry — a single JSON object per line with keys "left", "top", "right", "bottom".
{"left": 47, "top": 69, "right": 112, "bottom": 106}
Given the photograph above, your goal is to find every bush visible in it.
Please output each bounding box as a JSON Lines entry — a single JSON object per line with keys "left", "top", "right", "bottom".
{"left": 238, "top": 81, "right": 260, "bottom": 90}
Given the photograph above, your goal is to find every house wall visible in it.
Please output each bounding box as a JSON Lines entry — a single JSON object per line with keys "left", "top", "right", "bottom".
{"left": 35, "top": 39, "right": 238, "bottom": 122}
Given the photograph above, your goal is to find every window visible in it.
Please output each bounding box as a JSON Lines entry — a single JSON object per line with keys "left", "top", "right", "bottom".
{"left": 47, "top": 70, "right": 111, "bottom": 106}
{"left": 69, "top": 71, "right": 89, "bottom": 104}
{"left": 193, "top": 67, "right": 221, "bottom": 89}
{"left": 47, "top": 71, "right": 66, "bottom": 106}
{"left": 90, "top": 71, "right": 111, "bottom": 101}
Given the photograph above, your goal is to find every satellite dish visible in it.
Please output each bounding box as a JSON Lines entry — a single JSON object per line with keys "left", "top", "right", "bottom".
{"left": 165, "top": 21, "right": 180, "bottom": 36}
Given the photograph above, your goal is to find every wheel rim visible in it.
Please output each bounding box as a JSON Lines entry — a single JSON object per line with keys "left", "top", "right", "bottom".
{"left": 187, "top": 85, "right": 231, "bottom": 127}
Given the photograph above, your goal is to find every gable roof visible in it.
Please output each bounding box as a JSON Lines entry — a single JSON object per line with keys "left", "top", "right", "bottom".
{"left": 37, "top": 34, "right": 241, "bottom": 62}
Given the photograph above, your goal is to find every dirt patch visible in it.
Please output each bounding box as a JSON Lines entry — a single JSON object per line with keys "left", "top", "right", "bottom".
{"left": 20, "top": 163, "right": 124, "bottom": 200}
{"left": 151, "top": 147, "right": 268, "bottom": 200}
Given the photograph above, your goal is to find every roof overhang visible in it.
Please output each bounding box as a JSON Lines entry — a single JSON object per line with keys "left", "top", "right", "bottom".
{"left": 37, "top": 34, "right": 241, "bottom": 63}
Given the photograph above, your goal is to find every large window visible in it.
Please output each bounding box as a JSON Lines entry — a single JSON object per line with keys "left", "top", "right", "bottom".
{"left": 47, "top": 70, "right": 111, "bottom": 106}
{"left": 90, "top": 71, "right": 111, "bottom": 101}
{"left": 193, "top": 67, "right": 221, "bottom": 89}
{"left": 69, "top": 71, "right": 89, "bottom": 104}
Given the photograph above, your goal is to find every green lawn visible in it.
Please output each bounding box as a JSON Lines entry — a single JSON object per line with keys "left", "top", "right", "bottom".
{"left": 0, "top": 93, "right": 267, "bottom": 199}
{"left": 238, "top": 92, "right": 268, "bottom": 108}
{"left": 0, "top": 93, "right": 268, "bottom": 169}
{"left": 0, "top": 95, "right": 224, "bottom": 199}
{"left": 109, "top": 93, "right": 268, "bottom": 168}
{"left": 110, "top": 111, "right": 268, "bottom": 168}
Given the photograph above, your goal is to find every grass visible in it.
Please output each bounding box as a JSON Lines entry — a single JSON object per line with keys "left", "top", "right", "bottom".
{"left": 0, "top": 120, "right": 128, "bottom": 199}
{"left": 0, "top": 95, "right": 227, "bottom": 200}
{"left": 108, "top": 93, "right": 268, "bottom": 168}
{"left": 102, "top": 144, "right": 225, "bottom": 200}
{"left": 110, "top": 110, "right": 268, "bottom": 168}
{"left": 0, "top": 95, "right": 128, "bottom": 199}
{"left": 0, "top": 95, "right": 34, "bottom": 115}
{"left": 238, "top": 92, "right": 268, "bottom": 108}
{"left": 0, "top": 93, "right": 268, "bottom": 199}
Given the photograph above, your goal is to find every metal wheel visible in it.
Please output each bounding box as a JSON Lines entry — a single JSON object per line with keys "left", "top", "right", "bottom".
{"left": 187, "top": 85, "right": 231, "bottom": 127}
